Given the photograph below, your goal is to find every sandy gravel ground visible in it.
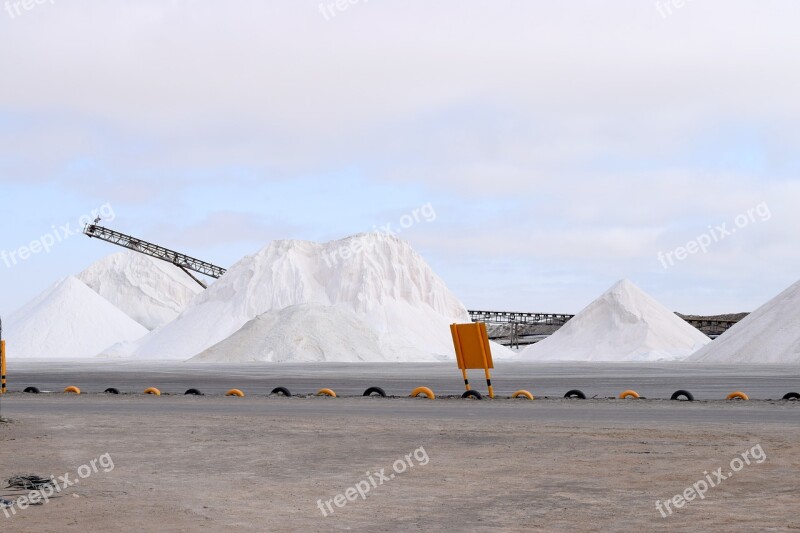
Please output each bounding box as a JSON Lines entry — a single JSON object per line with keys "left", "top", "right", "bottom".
{"left": 1, "top": 395, "right": 798, "bottom": 532}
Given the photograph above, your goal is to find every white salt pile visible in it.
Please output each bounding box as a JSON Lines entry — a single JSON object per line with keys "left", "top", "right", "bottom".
{"left": 519, "top": 279, "right": 711, "bottom": 362}
{"left": 193, "top": 303, "right": 433, "bottom": 362}
{"left": 115, "top": 233, "right": 479, "bottom": 361}
{"left": 688, "top": 280, "right": 800, "bottom": 364}
{"left": 6, "top": 276, "right": 148, "bottom": 360}
{"left": 78, "top": 252, "right": 203, "bottom": 330}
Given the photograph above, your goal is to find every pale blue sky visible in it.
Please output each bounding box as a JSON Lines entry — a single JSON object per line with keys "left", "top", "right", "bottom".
{"left": 2, "top": 1, "right": 799, "bottom": 318}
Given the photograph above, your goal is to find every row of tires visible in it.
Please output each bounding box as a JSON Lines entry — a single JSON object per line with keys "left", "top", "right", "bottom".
{"left": 22, "top": 386, "right": 800, "bottom": 401}
{"left": 618, "top": 389, "right": 800, "bottom": 401}
{"left": 24, "top": 385, "right": 515, "bottom": 399}
{"left": 25, "top": 386, "right": 268, "bottom": 397}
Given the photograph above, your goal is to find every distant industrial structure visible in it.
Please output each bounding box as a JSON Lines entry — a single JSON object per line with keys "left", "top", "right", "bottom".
{"left": 467, "top": 310, "right": 743, "bottom": 348}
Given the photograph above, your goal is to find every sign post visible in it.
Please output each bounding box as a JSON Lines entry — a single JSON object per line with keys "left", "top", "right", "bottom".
{"left": 450, "top": 322, "right": 495, "bottom": 398}
{"left": 1, "top": 339, "right": 5, "bottom": 395}
{"left": 0, "top": 317, "right": 5, "bottom": 395}
{"left": 0, "top": 318, "right": 5, "bottom": 420}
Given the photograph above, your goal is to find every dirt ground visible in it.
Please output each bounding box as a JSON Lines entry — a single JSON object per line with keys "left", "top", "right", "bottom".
{"left": 1, "top": 395, "right": 798, "bottom": 532}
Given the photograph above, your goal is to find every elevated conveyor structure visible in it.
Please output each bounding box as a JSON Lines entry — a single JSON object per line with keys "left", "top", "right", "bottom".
{"left": 83, "top": 224, "right": 227, "bottom": 288}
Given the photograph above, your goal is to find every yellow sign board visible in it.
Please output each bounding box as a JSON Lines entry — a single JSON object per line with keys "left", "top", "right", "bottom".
{"left": 1, "top": 340, "right": 6, "bottom": 394}
{"left": 450, "top": 323, "right": 494, "bottom": 398}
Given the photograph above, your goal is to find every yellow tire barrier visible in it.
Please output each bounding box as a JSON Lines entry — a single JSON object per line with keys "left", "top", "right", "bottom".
{"left": 512, "top": 390, "right": 534, "bottom": 400}
{"left": 410, "top": 386, "right": 435, "bottom": 400}
{"left": 726, "top": 391, "right": 749, "bottom": 401}
{"left": 619, "top": 390, "right": 640, "bottom": 399}
{"left": 143, "top": 387, "right": 161, "bottom": 396}
{"left": 316, "top": 388, "right": 337, "bottom": 398}
{"left": 63, "top": 386, "right": 81, "bottom": 395}
{"left": 226, "top": 389, "right": 245, "bottom": 397}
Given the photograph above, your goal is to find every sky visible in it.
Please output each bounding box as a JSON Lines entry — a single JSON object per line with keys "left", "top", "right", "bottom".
{"left": 1, "top": 0, "right": 799, "bottom": 318}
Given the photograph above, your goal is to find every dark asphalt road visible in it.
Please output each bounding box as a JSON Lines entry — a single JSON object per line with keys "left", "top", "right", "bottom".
{"left": 3, "top": 394, "right": 799, "bottom": 426}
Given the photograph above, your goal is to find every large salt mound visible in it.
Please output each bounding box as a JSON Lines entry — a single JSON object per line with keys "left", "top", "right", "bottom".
{"left": 519, "top": 279, "right": 711, "bottom": 362}
{"left": 115, "top": 233, "right": 473, "bottom": 361}
{"left": 6, "top": 276, "right": 149, "bottom": 360}
{"left": 688, "top": 280, "right": 800, "bottom": 364}
{"left": 78, "top": 252, "right": 203, "bottom": 330}
{"left": 192, "top": 304, "right": 440, "bottom": 362}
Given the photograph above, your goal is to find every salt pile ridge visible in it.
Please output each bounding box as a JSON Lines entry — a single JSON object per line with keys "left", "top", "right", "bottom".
{"left": 688, "top": 280, "right": 800, "bottom": 364}
{"left": 118, "top": 233, "right": 474, "bottom": 361}
{"left": 78, "top": 252, "right": 203, "bottom": 329}
{"left": 6, "top": 276, "right": 149, "bottom": 360}
{"left": 519, "top": 279, "right": 711, "bottom": 362}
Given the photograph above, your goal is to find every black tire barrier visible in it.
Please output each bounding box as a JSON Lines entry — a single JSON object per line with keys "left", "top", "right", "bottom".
{"left": 23, "top": 386, "right": 40, "bottom": 394}
{"left": 782, "top": 392, "right": 800, "bottom": 401}
{"left": 564, "top": 389, "right": 586, "bottom": 399}
{"left": 184, "top": 388, "right": 204, "bottom": 396}
{"left": 104, "top": 388, "right": 120, "bottom": 395}
{"left": 670, "top": 390, "right": 694, "bottom": 401}
{"left": 363, "top": 386, "right": 387, "bottom": 397}
{"left": 461, "top": 390, "right": 483, "bottom": 400}
{"left": 271, "top": 387, "right": 291, "bottom": 397}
